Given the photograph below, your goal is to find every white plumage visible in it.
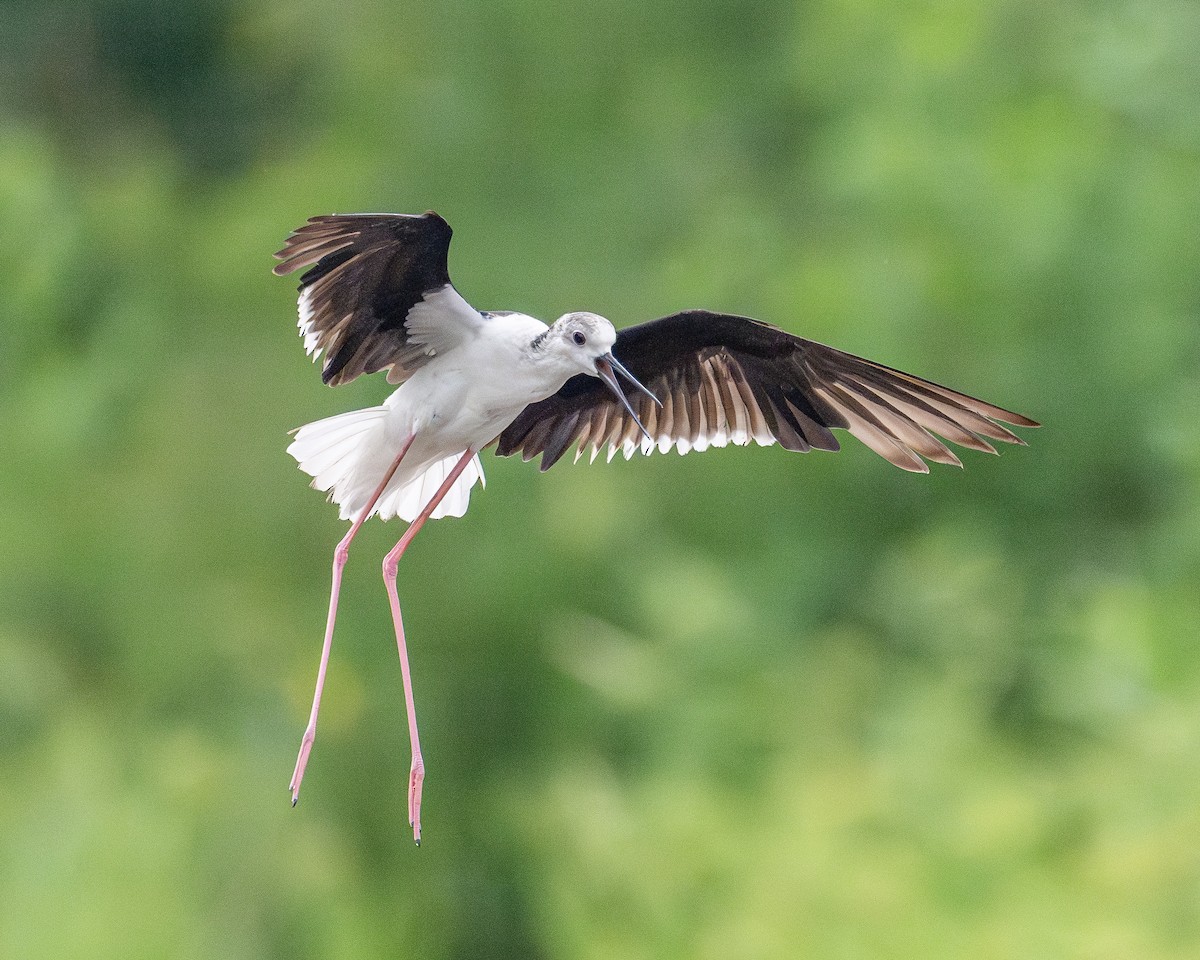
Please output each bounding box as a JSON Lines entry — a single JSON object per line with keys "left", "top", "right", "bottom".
{"left": 285, "top": 304, "right": 611, "bottom": 522}
{"left": 286, "top": 404, "right": 485, "bottom": 522}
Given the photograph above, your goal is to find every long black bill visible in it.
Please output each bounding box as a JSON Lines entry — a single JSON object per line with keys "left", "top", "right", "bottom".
{"left": 595, "top": 354, "right": 657, "bottom": 444}
{"left": 608, "top": 353, "right": 662, "bottom": 408}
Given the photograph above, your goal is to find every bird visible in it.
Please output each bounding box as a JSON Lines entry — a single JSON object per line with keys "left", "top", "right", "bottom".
{"left": 274, "top": 210, "right": 1038, "bottom": 843}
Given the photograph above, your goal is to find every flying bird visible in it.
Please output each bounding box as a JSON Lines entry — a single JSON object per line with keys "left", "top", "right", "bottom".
{"left": 274, "top": 211, "right": 1037, "bottom": 843}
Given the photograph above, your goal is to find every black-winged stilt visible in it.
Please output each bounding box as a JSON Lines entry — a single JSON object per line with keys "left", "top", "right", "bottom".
{"left": 275, "top": 211, "right": 1038, "bottom": 843}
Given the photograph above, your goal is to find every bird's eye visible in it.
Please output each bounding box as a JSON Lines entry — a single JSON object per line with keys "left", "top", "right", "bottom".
{"left": 572, "top": 331, "right": 586, "bottom": 346}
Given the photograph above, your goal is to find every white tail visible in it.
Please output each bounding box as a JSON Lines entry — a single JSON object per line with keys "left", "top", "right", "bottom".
{"left": 374, "top": 449, "right": 485, "bottom": 522}
{"left": 287, "top": 406, "right": 485, "bottom": 523}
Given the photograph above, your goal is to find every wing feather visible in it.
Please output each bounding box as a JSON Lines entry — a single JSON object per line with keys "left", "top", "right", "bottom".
{"left": 496, "top": 310, "right": 1037, "bottom": 472}
{"left": 274, "top": 212, "right": 485, "bottom": 386}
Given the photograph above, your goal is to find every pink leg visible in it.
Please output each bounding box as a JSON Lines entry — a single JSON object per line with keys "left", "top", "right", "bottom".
{"left": 382, "top": 448, "right": 477, "bottom": 845}
{"left": 290, "top": 432, "right": 418, "bottom": 805}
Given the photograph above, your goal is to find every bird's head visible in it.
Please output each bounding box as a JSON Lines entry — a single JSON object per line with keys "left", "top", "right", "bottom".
{"left": 550, "top": 311, "right": 661, "bottom": 441}
{"left": 550, "top": 311, "right": 618, "bottom": 372}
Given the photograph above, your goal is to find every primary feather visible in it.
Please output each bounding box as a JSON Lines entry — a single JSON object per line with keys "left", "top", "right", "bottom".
{"left": 497, "top": 310, "right": 1038, "bottom": 472}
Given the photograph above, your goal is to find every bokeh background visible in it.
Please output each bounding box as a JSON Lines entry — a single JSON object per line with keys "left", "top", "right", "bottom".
{"left": 2, "top": 0, "right": 1199, "bottom": 957}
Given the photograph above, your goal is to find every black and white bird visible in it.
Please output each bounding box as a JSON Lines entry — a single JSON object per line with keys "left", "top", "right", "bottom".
{"left": 274, "top": 210, "right": 1038, "bottom": 843}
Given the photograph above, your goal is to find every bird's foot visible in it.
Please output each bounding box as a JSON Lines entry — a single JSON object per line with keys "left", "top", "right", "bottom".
{"left": 289, "top": 724, "right": 316, "bottom": 805}
{"left": 408, "top": 755, "right": 425, "bottom": 845}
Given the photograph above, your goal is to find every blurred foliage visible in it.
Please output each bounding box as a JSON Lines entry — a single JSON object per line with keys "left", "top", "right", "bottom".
{"left": 1, "top": 0, "right": 1199, "bottom": 957}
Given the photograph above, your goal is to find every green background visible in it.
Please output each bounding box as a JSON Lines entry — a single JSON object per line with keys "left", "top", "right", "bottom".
{"left": 2, "top": 1, "right": 1198, "bottom": 957}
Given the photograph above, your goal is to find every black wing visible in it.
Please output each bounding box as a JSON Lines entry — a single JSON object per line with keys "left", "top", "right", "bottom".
{"left": 496, "top": 310, "right": 1039, "bottom": 472}
{"left": 273, "top": 211, "right": 484, "bottom": 386}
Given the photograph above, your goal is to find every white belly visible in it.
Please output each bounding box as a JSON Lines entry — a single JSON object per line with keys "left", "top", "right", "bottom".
{"left": 289, "top": 312, "right": 579, "bottom": 523}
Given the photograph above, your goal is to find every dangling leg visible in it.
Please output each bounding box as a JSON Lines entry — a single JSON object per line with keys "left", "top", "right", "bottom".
{"left": 290, "top": 432, "right": 418, "bottom": 805}
{"left": 382, "top": 448, "right": 477, "bottom": 844}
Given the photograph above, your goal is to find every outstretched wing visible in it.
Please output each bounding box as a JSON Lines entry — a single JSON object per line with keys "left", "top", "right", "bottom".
{"left": 496, "top": 310, "right": 1038, "bottom": 472}
{"left": 274, "top": 211, "right": 485, "bottom": 386}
